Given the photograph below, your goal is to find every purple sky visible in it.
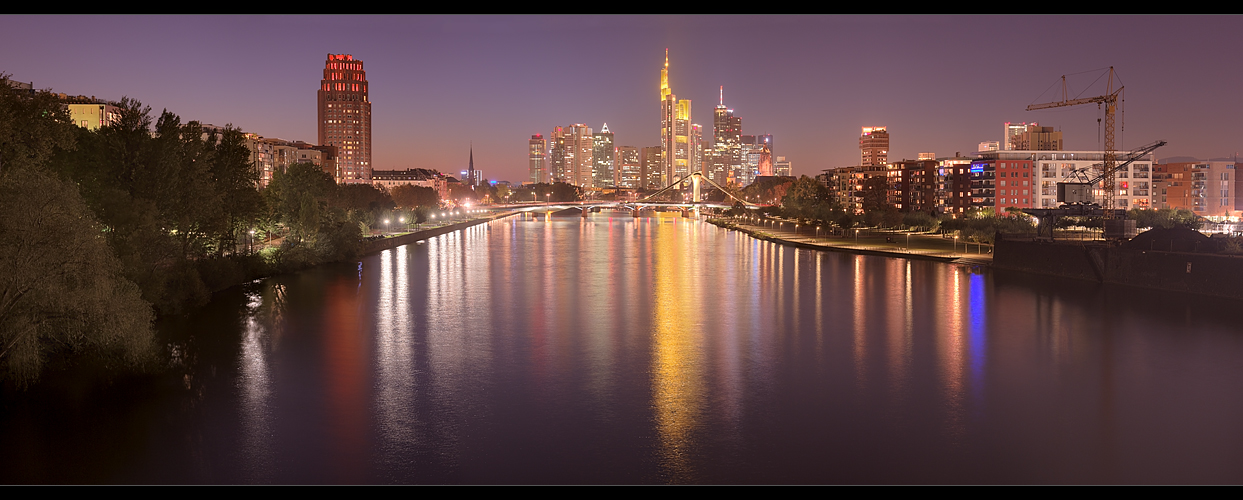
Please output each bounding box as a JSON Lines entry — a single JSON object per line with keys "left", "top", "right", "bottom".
{"left": 3, "top": 15, "right": 1240, "bottom": 183}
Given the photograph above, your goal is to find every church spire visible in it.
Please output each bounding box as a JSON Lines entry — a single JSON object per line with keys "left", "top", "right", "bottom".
{"left": 468, "top": 142, "right": 476, "bottom": 187}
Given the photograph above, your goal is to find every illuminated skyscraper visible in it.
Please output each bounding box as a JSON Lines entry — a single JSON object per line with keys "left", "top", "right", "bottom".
{"left": 592, "top": 124, "right": 615, "bottom": 188}
{"left": 317, "top": 54, "right": 371, "bottom": 184}
{"left": 713, "top": 87, "right": 743, "bottom": 186}
{"left": 617, "top": 146, "right": 641, "bottom": 188}
{"left": 529, "top": 134, "right": 546, "bottom": 184}
{"left": 552, "top": 124, "right": 594, "bottom": 187}
{"left": 860, "top": 126, "right": 888, "bottom": 166}
{"left": 659, "top": 50, "right": 691, "bottom": 187}
{"left": 550, "top": 126, "right": 567, "bottom": 183}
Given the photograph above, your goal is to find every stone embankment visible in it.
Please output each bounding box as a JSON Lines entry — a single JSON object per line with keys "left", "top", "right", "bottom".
{"left": 707, "top": 218, "right": 990, "bottom": 266}
{"left": 362, "top": 211, "right": 519, "bottom": 255}
{"left": 993, "top": 232, "right": 1243, "bottom": 300}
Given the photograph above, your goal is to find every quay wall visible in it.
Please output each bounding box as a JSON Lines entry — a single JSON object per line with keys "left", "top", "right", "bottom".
{"left": 361, "top": 211, "right": 518, "bottom": 256}
{"left": 994, "top": 236, "right": 1243, "bottom": 300}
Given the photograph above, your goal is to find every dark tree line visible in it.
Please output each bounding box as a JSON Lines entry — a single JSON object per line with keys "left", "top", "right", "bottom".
{"left": 0, "top": 75, "right": 397, "bottom": 386}
{"left": 1, "top": 76, "right": 154, "bottom": 386}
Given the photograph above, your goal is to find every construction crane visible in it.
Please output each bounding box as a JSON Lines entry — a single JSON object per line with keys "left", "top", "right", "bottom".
{"left": 1058, "top": 140, "right": 1166, "bottom": 205}
{"left": 1027, "top": 67, "right": 1124, "bottom": 217}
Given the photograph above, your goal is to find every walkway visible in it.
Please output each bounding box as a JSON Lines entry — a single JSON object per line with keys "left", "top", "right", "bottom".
{"left": 720, "top": 218, "right": 993, "bottom": 265}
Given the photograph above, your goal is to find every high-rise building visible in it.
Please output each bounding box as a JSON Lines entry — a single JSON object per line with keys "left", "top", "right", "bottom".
{"left": 674, "top": 100, "right": 692, "bottom": 182}
{"left": 529, "top": 134, "right": 546, "bottom": 184}
{"left": 641, "top": 146, "right": 662, "bottom": 190}
{"left": 1009, "top": 125, "right": 1063, "bottom": 151}
{"left": 860, "top": 126, "right": 889, "bottom": 166}
{"left": 713, "top": 86, "right": 743, "bottom": 186}
{"left": 592, "top": 124, "right": 615, "bottom": 188}
{"left": 549, "top": 126, "right": 567, "bottom": 183}
{"left": 690, "top": 123, "right": 704, "bottom": 176}
{"left": 550, "top": 124, "right": 594, "bottom": 187}
{"left": 317, "top": 54, "right": 372, "bottom": 184}
{"left": 617, "top": 146, "right": 641, "bottom": 189}
{"left": 1003, "top": 122, "right": 1037, "bottom": 151}
{"left": 774, "top": 156, "right": 792, "bottom": 177}
{"left": 567, "top": 124, "right": 593, "bottom": 187}
{"left": 659, "top": 50, "right": 691, "bottom": 187}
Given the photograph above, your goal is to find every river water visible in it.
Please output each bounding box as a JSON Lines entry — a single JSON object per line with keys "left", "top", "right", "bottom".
{"left": 4, "top": 214, "right": 1243, "bottom": 484}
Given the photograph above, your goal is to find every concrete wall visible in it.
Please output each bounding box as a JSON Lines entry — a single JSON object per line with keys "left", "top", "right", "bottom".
{"left": 362, "top": 211, "right": 517, "bottom": 255}
{"left": 995, "top": 236, "right": 1243, "bottom": 300}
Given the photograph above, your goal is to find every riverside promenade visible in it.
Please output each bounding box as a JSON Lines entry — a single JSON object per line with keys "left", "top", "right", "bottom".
{"left": 361, "top": 210, "right": 519, "bottom": 255}
{"left": 711, "top": 217, "right": 994, "bottom": 267}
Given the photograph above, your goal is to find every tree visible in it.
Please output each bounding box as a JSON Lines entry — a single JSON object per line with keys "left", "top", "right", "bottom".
{"left": 860, "top": 175, "right": 890, "bottom": 215}
{"left": 390, "top": 184, "right": 439, "bottom": 209}
{"left": 210, "top": 126, "right": 264, "bottom": 254}
{"left": 266, "top": 162, "right": 337, "bottom": 241}
{"left": 781, "top": 175, "right": 829, "bottom": 220}
{"left": 0, "top": 165, "right": 154, "bottom": 387}
{"left": 1128, "top": 208, "right": 1202, "bottom": 230}
{"left": 0, "top": 74, "right": 76, "bottom": 176}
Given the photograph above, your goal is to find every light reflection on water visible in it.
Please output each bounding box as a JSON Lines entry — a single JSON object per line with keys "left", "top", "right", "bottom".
{"left": 6, "top": 216, "right": 1243, "bottom": 484}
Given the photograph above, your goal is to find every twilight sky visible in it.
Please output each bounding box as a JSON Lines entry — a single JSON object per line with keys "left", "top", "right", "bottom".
{"left": 2, "top": 15, "right": 1239, "bottom": 183}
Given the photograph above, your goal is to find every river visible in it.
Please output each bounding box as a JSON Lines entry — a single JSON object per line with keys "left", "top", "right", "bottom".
{"left": 3, "top": 214, "right": 1243, "bottom": 484}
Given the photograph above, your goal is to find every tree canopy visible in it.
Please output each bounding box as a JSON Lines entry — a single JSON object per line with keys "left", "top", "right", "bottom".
{"left": 0, "top": 76, "right": 155, "bottom": 386}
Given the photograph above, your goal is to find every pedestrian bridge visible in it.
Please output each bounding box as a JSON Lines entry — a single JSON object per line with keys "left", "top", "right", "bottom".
{"left": 492, "top": 172, "right": 770, "bottom": 213}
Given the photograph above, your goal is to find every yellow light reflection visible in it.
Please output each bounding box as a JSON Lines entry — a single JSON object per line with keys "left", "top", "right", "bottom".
{"left": 650, "top": 221, "right": 705, "bottom": 483}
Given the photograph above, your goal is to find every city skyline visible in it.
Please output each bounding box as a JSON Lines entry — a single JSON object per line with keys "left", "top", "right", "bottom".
{"left": 2, "top": 15, "right": 1240, "bottom": 184}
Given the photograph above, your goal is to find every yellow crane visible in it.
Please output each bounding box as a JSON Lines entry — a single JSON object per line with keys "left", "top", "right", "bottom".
{"left": 1027, "top": 67, "right": 1124, "bottom": 218}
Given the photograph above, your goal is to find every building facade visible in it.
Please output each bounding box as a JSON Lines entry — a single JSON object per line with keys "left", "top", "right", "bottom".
{"left": 617, "top": 146, "right": 641, "bottom": 189}
{"left": 1154, "top": 161, "right": 1236, "bottom": 217}
{"left": 529, "top": 134, "right": 546, "bottom": 184}
{"left": 371, "top": 168, "right": 450, "bottom": 202}
{"left": 593, "top": 124, "right": 615, "bottom": 188}
{"left": 860, "top": 127, "right": 889, "bottom": 167}
{"left": 317, "top": 53, "right": 372, "bottom": 184}
{"left": 659, "top": 50, "right": 691, "bottom": 187}
{"left": 712, "top": 88, "right": 743, "bottom": 186}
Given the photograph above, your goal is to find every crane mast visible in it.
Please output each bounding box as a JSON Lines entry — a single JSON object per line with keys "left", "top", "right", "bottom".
{"left": 1027, "top": 67, "right": 1124, "bottom": 218}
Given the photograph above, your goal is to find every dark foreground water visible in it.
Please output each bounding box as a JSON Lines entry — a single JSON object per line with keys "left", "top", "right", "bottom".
{"left": 4, "top": 215, "right": 1243, "bottom": 484}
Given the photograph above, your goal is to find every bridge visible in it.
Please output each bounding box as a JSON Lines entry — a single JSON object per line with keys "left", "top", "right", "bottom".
{"left": 489, "top": 172, "right": 769, "bottom": 215}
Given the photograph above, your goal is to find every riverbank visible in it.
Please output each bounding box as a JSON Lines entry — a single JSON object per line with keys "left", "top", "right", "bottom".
{"left": 707, "top": 217, "right": 993, "bottom": 266}
{"left": 994, "top": 233, "right": 1243, "bottom": 300}
{"left": 361, "top": 210, "right": 520, "bottom": 255}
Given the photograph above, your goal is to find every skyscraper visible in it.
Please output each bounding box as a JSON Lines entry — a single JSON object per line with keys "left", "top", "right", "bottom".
{"left": 529, "top": 134, "right": 546, "bottom": 184}
{"left": 860, "top": 126, "right": 888, "bottom": 166}
{"left": 713, "top": 87, "right": 743, "bottom": 186}
{"left": 549, "top": 126, "right": 567, "bottom": 183}
{"left": 317, "top": 54, "right": 372, "bottom": 184}
{"left": 592, "top": 124, "right": 615, "bottom": 188}
{"left": 659, "top": 50, "right": 691, "bottom": 187}
{"left": 551, "top": 124, "right": 594, "bottom": 187}
{"left": 617, "top": 146, "right": 641, "bottom": 189}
